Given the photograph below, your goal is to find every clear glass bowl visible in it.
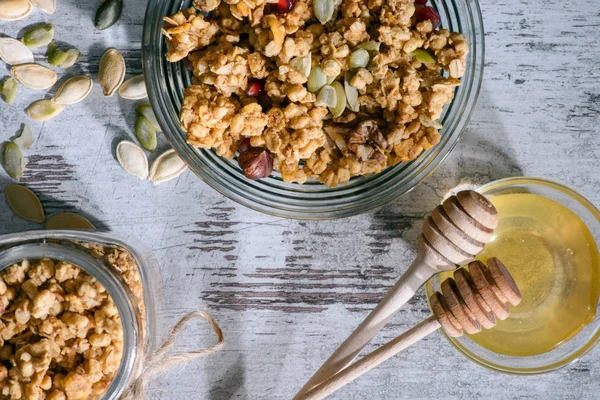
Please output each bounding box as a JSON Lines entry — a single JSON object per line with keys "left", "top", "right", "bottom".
{"left": 425, "top": 177, "right": 600, "bottom": 374}
{"left": 0, "top": 230, "right": 163, "bottom": 399}
{"left": 142, "top": 0, "right": 485, "bottom": 219}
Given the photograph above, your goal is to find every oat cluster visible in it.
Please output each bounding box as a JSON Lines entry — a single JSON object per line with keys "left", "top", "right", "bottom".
{"left": 163, "top": 0, "right": 468, "bottom": 186}
{"left": 0, "top": 259, "right": 123, "bottom": 400}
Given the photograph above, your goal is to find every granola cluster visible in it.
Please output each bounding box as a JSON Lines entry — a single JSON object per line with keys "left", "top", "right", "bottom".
{"left": 163, "top": 0, "right": 468, "bottom": 186}
{"left": 0, "top": 259, "right": 123, "bottom": 400}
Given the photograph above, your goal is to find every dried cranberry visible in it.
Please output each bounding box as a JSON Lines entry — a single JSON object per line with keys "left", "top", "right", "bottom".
{"left": 415, "top": 6, "right": 441, "bottom": 30}
{"left": 273, "top": 0, "right": 293, "bottom": 14}
{"left": 246, "top": 78, "right": 265, "bottom": 97}
{"left": 238, "top": 138, "right": 252, "bottom": 154}
{"left": 415, "top": 0, "right": 428, "bottom": 4}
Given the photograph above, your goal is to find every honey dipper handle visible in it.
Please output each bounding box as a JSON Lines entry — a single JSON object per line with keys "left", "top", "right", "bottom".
{"left": 294, "top": 260, "right": 438, "bottom": 399}
{"left": 298, "top": 316, "right": 441, "bottom": 400}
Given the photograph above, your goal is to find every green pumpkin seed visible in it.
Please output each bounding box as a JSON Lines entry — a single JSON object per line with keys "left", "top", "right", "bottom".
{"left": 45, "top": 212, "right": 96, "bottom": 230}
{"left": 348, "top": 49, "right": 370, "bottom": 69}
{"left": 315, "top": 85, "right": 336, "bottom": 108}
{"left": 344, "top": 72, "right": 359, "bottom": 112}
{"left": 27, "top": 100, "right": 65, "bottom": 121}
{"left": 411, "top": 49, "right": 437, "bottom": 64}
{"left": 60, "top": 49, "right": 81, "bottom": 69}
{"left": 48, "top": 43, "right": 69, "bottom": 66}
{"left": 0, "top": 77, "right": 18, "bottom": 104}
{"left": 313, "top": 0, "right": 335, "bottom": 24}
{"left": 136, "top": 103, "right": 161, "bottom": 131}
{"left": 14, "top": 124, "right": 33, "bottom": 150}
{"left": 354, "top": 41, "right": 381, "bottom": 53}
{"left": 5, "top": 184, "right": 45, "bottom": 223}
{"left": 22, "top": 24, "right": 54, "bottom": 48}
{"left": 2, "top": 142, "right": 25, "bottom": 180}
{"left": 329, "top": 81, "right": 346, "bottom": 117}
{"left": 95, "top": 0, "right": 123, "bottom": 30}
{"left": 289, "top": 53, "right": 311, "bottom": 77}
{"left": 308, "top": 65, "right": 328, "bottom": 93}
{"left": 135, "top": 116, "right": 158, "bottom": 151}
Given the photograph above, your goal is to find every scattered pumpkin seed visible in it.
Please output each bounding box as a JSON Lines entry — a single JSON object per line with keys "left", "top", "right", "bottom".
{"left": 52, "top": 76, "right": 93, "bottom": 105}
{"left": 410, "top": 49, "right": 437, "bottom": 64}
{"left": 315, "top": 85, "right": 336, "bottom": 108}
{"left": 354, "top": 41, "right": 381, "bottom": 53}
{"left": 149, "top": 149, "right": 187, "bottom": 184}
{"left": 95, "top": 0, "right": 123, "bottom": 30}
{"left": 22, "top": 24, "right": 55, "bottom": 48}
{"left": 289, "top": 53, "right": 312, "bottom": 77}
{"left": 344, "top": 72, "right": 359, "bottom": 112}
{"left": 313, "top": 0, "right": 335, "bottom": 24}
{"left": 308, "top": 65, "right": 328, "bottom": 93}
{"left": 0, "top": 0, "right": 32, "bottom": 21}
{"left": 329, "top": 81, "right": 346, "bottom": 117}
{"left": 135, "top": 116, "right": 158, "bottom": 151}
{"left": 5, "top": 184, "right": 45, "bottom": 223}
{"left": 59, "top": 49, "right": 81, "bottom": 69}
{"left": 11, "top": 63, "right": 57, "bottom": 90}
{"left": 48, "top": 43, "right": 69, "bottom": 66}
{"left": 118, "top": 74, "right": 147, "bottom": 100}
{"left": 0, "top": 37, "right": 34, "bottom": 65}
{"left": 30, "top": 0, "right": 56, "bottom": 14}
{"left": 348, "top": 49, "right": 370, "bottom": 69}
{"left": 2, "top": 142, "right": 25, "bottom": 180}
{"left": 98, "top": 48, "right": 126, "bottom": 97}
{"left": 419, "top": 114, "right": 443, "bottom": 129}
{"left": 45, "top": 212, "right": 96, "bottom": 230}
{"left": 116, "top": 141, "right": 149, "bottom": 180}
{"left": 14, "top": 124, "right": 33, "bottom": 150}
{"left": 27, "top": 100, "right": 65, "bottom": 121}
{"left": 0, "top": 77, "right": 18, "bottom": 104}
{"left": 136, "top": 103, "right": 161, "bottom": 131}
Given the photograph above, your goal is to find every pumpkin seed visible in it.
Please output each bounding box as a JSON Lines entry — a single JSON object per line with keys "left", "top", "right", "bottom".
{"left": 0, "top": 37, "right": 34, "bottom": 65}
{"left": 2, "top": 142, "right": 25, "bottom": 180}
{"left": 0, "top": 0, "right": 32, "bottom": 21}
{"left": 313, "top": 0, "right": 335, "bottom": 24}
{"left": 315, "top": 85, "right": 336, "bottom": 108}
{"left": 45, "top": 212, "right": 96, "bottom": 230}
{"left": 22, "top": 24, "right": 55, "bottom": 48}
{"left": 136, "top": 103, "right": 161, "bottom": 131}
{"left": 59, "top": 49, "right": 81, "bottom": 69}
{"left": 27, "top": 100, "right": 65, "bottom": 121}
{"left": 411, "top": 49, "right": 437, "bottom": 64}
{"left": 419, "top": 114, "right": 443, "bottom": 129}
{"left": 348, "top": 49, "right": 370, "bottom": 69}
{"left": 48, "top": 43, "right": 69, "bottom": 66}
{"left": 98, "top": 48, "right": 126, "bottom": 97}
{"left": 344, "top": 72, "right": 359, "bottom": 112}
{"left": 52, "top": 76, "right": 93, "bottom": 105}
{"left": 0, "top": 77, "right": 18, "bottom": 104}
{"left": 307, "top": 65, "right": 328, "bottom": 93}
{"left": 14, "top": 124, "right": 33, "bottom": 150}
{"left": 118, "top": 74, "right": 147, "bottom": 100}
{"left": 95, "top": 0, "right": 123, "bottom": 30}
{"left": 329, "top": 81, "right": 346, "bottom": 117}
{"left": 355, "top": 41, "right": 381, "bottom": 53}
{"left": 30, "top": 0, "right": 56, "bottom": 14}
{"left": 116, "top": 141, "right": 149, "bottom": 180}
{"left": 135, "top": 116, "right": 158, "bottom": 151}
{"left": 149, "top": 149, "right": 187, "bottom": 184}
{"left": 12, "top": 63, "right": 57, "bottom": 90}
{"left": 5, "top": 184, "right": 45, "bottom": 223}
{"left": 289, "top": 53, "right": 311, "bottom": 77}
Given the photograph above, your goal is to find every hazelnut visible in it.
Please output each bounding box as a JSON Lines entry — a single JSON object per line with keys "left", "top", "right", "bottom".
{"left": 238, "top": 147, "right": 273, "bottom": 180}
{"left": 238, "top": 137, "right": 252, "bottom": 154}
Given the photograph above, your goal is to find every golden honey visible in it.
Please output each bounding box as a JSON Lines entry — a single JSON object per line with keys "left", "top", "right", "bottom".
{"left": 443, "top": 192, "right": 600, "bottom": 356}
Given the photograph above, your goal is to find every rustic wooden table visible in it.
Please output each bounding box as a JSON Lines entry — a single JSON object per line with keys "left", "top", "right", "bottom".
{"left": 1, "top": 0, "right": 599, "bottom": 399}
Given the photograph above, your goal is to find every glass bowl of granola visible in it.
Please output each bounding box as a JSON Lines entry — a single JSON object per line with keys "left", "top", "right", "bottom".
{"left": 143, "top": 0, "right": 484, "bottom": 219}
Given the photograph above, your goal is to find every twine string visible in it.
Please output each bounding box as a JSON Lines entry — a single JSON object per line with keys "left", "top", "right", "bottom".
{"left": 121, "top": 310, "right": 225, "bottom": 399}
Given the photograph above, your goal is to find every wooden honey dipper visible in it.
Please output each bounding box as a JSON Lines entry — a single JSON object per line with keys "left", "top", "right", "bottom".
{"left": 298, "top": 258, "right": 522, "bottom": 400}
{"left": 295, "top": 191, "right": 499, "bottom": 398}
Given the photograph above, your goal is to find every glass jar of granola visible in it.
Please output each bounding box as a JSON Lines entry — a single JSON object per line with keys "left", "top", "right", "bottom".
{"left": 0, "top": 230, "right": 162, "bottom": 400}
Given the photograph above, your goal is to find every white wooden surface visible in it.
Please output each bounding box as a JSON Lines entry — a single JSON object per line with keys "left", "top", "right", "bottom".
{"left": 1, "top": 0, "right": 600, "bottom": 399}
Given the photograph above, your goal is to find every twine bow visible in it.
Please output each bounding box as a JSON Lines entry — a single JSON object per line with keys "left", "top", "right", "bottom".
{"left": 121, "top": 310, "right": 225, "bottom": 399}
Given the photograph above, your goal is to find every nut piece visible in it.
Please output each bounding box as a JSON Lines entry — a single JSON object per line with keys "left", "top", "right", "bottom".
{"left": 238, "top": 147, "right": 273, "bottom": 180}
